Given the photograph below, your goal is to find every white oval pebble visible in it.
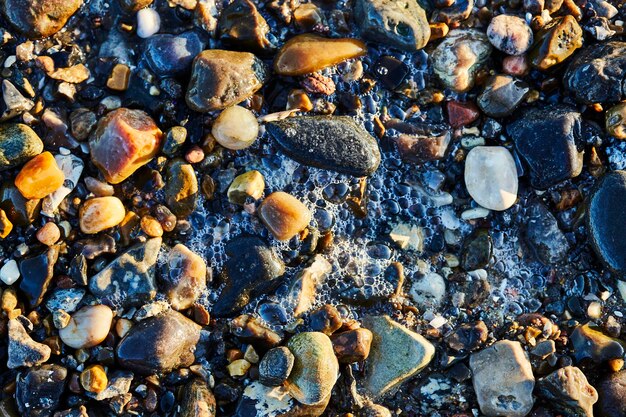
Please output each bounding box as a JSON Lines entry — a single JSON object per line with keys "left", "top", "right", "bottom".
{"left": 59, "top": 305, "right": 113, "bottom": 349}
{"left": 464, "top": 146, "right": 518, "bottom": 211}
{"left": 212, "top": 105, "right": 259, "bottom": 150}
{"left": 0, "top": 260, "right": 19, "bottom": 285}
{"left": 136, "top": 8, "right": 161, "bottom": 39}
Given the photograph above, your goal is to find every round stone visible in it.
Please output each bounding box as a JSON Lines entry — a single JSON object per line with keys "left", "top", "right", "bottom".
{"left": 79, "top": 197, "right": 126, "bottom": 234}
{"left": 464, "top": 146, "right": 518, "bottom": 211}
{"left": 487, "top": 14, "right": 534, "bottom": 56}
{"left": 59, "top": 305, "right": 113, "bottom": 349}
{"left": 211, "top": 105, "right": 259, "bottom": 150}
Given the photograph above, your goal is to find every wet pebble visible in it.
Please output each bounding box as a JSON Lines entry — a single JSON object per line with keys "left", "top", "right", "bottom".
{"left": 79, "top": 196, "right": 126, "bottom": 234}
{"left": 144, "top": 31, "right": 206, "bottom": 76}
{"left": 331, "top": 328, "right": 373, "bottom": 363}
{"left": 58, "top": 305, "right": 113, "bottom": 349}
{"left": 530, "top": 16, "right": 582, "bottom": 70}
{"left": 212, "top": 105, "right": 259, "bottom": 150}
{"left": 0, "top": 123, "right": 43, "bottom": 171}
{"left": 525, "top": 201, "right": 569, "bottom": 264}
{"left": 258, "top": 191, "right": 311, "bottom": 241}
{"left": 477, "top": 75, "right": 529, "bottom": 118}
{"left": 536, "top": 366, "right": 598, "bottom": 417}
{"left": 4, "top": 0, "right": 82, "bottom": 39}
{"left": 464, "top": 146, "right": 518, "bottom": 211}
{"left": 16, "top": 364, "right": 67, "bottom": 417}
{"left": 15, "top": 151, "right": 64, "bottom": 199}
{"left": 487, "top": 14, "right": 533, "bottom": 56}
{"left": 180, "top": 379, "right": 216, "bottom": 417}
{"left": 597, "top": 370, "right": 626, "bottom": 417}
{"left": 259, "top": 346, "right": 294, "bottom": 386}
{"left": 8, "top": 318, "right": 51, "bottom": 368}
{"left": 161, "top": 243, "right": 208, "bottom": 310}
{"left": 570, "top": 323, "right": 624, "bottom": 363}
{"left": 165, "top": 159, "right": 198, "bottom": 217}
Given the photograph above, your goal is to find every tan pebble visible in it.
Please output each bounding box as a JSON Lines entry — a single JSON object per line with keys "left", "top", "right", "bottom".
{"left": 84, "top": 176, "right": 115, "bottom": 196}
{"left": 15, "top": 152, "right": 65, "bottom": 199}
{"left": 36, "top": 222, "right": 61, "bottom": 246}
{"left": 80, "top": 364, "right": 108, "bottom": 393}
{"left": 140, "top": 215, "right": 163, "bottom": 237}
{"left": 106, "top": 64, "right": 130, "bottom": 92}
{"left": 227, "top": 359, "right": 251, "bottom": 377}
{"left": 227, "top": 170, "right": 265, "bottom": 205}
{"left": 2, "top": 287, "right": 18, "bottom": 314}
{"left": 0, "top": 209, "right": 13, "bottom": 239}
{"left": 211, "top": 105, "right": 259, "bottom": 150}
{"left": 59, "top": 305, "right": 113, "bottom": 349}
{"left": 79, "top": 197, "right": 126, "bottom": 234}
{"left": 115, "top": 318, "right": 133, "bottom": 338}
{"left": 258, "top": 191, "right": 311, "bottom": 241}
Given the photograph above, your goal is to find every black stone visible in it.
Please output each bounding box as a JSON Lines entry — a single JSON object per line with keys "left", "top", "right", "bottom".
{"left": 598, "top": 370, "right": 626, "bottom": 417}
{"left": 258, "top": 346, "right": 294, "bottom": 386}
{"left": 477, "top": 75, "right": 529, "bottom": 118}
{"left": 462, "top": 229, "right": 491, "bottom": 271}
{"left": 0, "top": 182, "right": 41, "bottom": 226}
{"left": 16, "top": 364, "right": 67, "bottom": 417}
{"left": 19, "top": 246, "right": 59, "bottom": 308}
{"left": 525, "top": 202, "right": 569, "bottom": 265}
{"left": 143, "top": 31, "right": 206, "bottom": 77}
{"left": 373, "top": 56, "right": 410, "bottom": 90}
{"left": 266, "top": 116, "right": 381, "bottom": 177}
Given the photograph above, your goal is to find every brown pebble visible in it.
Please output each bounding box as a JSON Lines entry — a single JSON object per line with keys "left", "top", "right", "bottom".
{"left": 80, "top": 364, "right": 108, "bottom": 393}
{"left": 107, "top": 64, "right": 131, "bottom": 92}
{"left": 185, "top": 145, "right": 205, "bottom": 164}
{"left": 331, "top": 328, "right": 373, "bottom": 363}
{"left": 258, "top": 191, "right": 311, "bottom": 241}
{"left": 140, "top": 215, "right": 164, "bottom": 237}
{"left": 36, "top": 222, "right": 61, "bottom": 246}
{"left": 0, "top": 209, "right": 13, "bottom": 239}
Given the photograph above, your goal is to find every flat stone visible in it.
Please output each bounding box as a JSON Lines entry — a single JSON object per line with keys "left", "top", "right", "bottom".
{"left": 464, "top": 146, "right": 518, "bottom": 211}
{"left": 487, "top": 14, "right": 533, "bottom": 55}
{"left": 218, "top": 0, "right": 272, "bottom": 52}
{"left": 19, "top": 246, "right": 59, "bottom": 308}
{"left": 537, "top": 366, "right": 598, "bottom": 417}
{"left": 0, "top": 124, "right": 43, "bottom": 171}
{"left": 266, "top": 116, "right": 381, "bottom": 177}
{"left": 89, "top": 238, "right": 161, "bottom": 308}
{"left": 288, "top": 255, "right": 331, "bottom": 316}
{"left": 386, "top": 120, "right": 452, "bottom": 164}
{"left": 3, "top": 0, "right": 83, "bottom": 39}
{"left": 470, "top": 340, "right": 535, "bottom": 417}
{"left": 477, "top": 75, "right": 529, "bottom": 118}
{"left": 8, "top": 318, "right": 51, "bottom": 369}
{"left": 362, "top": 315, "right": 435, "bottom": 399}
{"left": 525, "top": 201, "right": 569, "bottom": 264}
{"left": 16, "top": 364, "right": 67, "bottom": 417}
{"left": 529, "top": 15, "right": 582, "bottom": 70}
{"left": 143, "top": 31, "right": 206, "bottom": 76}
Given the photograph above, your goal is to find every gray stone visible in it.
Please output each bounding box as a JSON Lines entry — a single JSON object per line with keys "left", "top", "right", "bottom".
{"left": 362, "top": 315, "right": 435, "bottom": 399}
{"left": 16, "top": 364, "right": 67, "bottom": 417}
{"left": 259, "top": 346, "right": 295, "bottom": 387}
{"left": 478, "top": 75, "right": 529, "bottom": 118}
{"left": 19, "top": 246, "right": 59, "bottom": 308}
{"left": 45, "top": 288, "right": 85, "bottom": 313}
{"left": 487, "top": 14, "right": 534, "bottom": 55}
{"left": 144, "top": 31, "right": 206, "bottom": 76}
{"left": 266, "top": 116, "right": 381, "bottom": 177}
{"left": 537, "top": 366, "right": 598, "bottom": 417}
{"left": 598, "top": 370, "right": 626, "bottom": 417}
{"left": 353, "top": 0, "right": 430, "bottom": 51}
{"left": 89, "top": 238, "right": 161, "bottom": 308}
{"left": 0, "top": 124, "right": 43, "bottom": 171}
{"left": 8, "top": 318, "right": 51, "bottom": 369}
{"left": 234, "top": 381, "right": 329, "bottom": 417}
{"left": 86, "top": 371, "right": 134, "bottom": 401}
{"left": 525, "top": 201, "right": 569, "bottom": 264}
{"left": 470, "top": 340, "right": 535, "bottom": 417}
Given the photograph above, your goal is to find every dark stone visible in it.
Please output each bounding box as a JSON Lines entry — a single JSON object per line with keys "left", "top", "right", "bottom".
{"left": 462, "top": 229, "right": 491, "bottom": 271}
{"left": 0, "top": 182, "right": 41, "bottom": 226}
{"left": 477, "top": 75, "right": 529, "bottom": 118}
{"left": 116, "top": 310, "right": 202, "bottom": 374}
{"left": 3, "top": 0, "right": 82, "bottom": 39}
{"left": 525, "top": 202, "right": 569, "bottom": 264}
{"left": 213, "top": 236, "right": 285, "bottom": 317}
{"left": 164, "top": 159, "right": 198, "bottom": 217}
{"left": 373, "top": 56, "right": 410, "bottom": 90}
{"left": 267, "top": 116, "right": 381, "bottom": 177}
{"left": 258, "top": 346, "right": 294, "bottom": 386}
{"left": 570, "top": 323, "right": 624, "bottom": 363}
{"left": 162, "top": 126, "right": 187, "bottom": 157}
{"left": 0, "top": 124, "right": 44, "bottom": 170}
{"left": 507, "top": 105, "right": 584, "bottom": 189}
{"left": 433, "top": 0, "right": 474, "bottom": 24}
{"left": 445, "top": 321, "right": 488, "bottom": 352}
{"left": 19, "top": 246, "right": 59, "bottom": 308}
{"left": 144, "top": 31, "right": 206, "bottom": 76}
{"left": 598, "top": 370, "right": 626, "bottom": 417}
{"left": 587, "top": 170, "right": 626, "bottom": 275}
{"left": 218, "top": 0, "right": 272, "bottom": 52}
{"left": 536, "top": 366, "right": 598, "bottom": 417}
{"left": 88, "top": 238, "right": 161, "bottom": 308}
{"left": 386, "top": 119, "right": 451, "bottom": 164}
{"left": 565, "top": 41, "right": 626, "bottom": 105}
{"left": 230, "top": 314, "right": 282, "bottom": 350}
{"left": 68, "top": 254, "right": 88, "bottom": 286}
{"left": 330, "top": 328, "right": 373, "bottom": 363}
{"left": 16, "top": 364, "right": 67, "bottom": 417}
{"left": 309, "top": 305, "right": 342, "bottom": 335}
{"left": 180, "top": 379, "right": 216, "bottom": 417}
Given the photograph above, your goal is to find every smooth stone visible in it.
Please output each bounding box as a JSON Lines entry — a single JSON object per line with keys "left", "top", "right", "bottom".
{"left": 445, "top": 321, "right": 488, "bottom": 352}
{"left": 218, "top": 0, "right": 272, "bottom": 52}
{"left": 161, "top": 243, "right": 208, "bottom": 311}
{"left": 409, "top": 272, "right": 446, "bottom": 308}
{"left": 228, "top": 170, "right": 265, "bottom": 205}
{"left": 331, "top": 328, "right": 373, "bottom": 364}
{"left": 186, "top": 50, "right": 268, "bottom": 112}
{"left": 80, "top": 364, "right": 108, "bottom": 393}
{"left": 464, "top": 146, "right": 518, "bottom": 211}
{"left": 86, "top": 370, "right": 133, "bottom": 401}
{"left": 3, "top": 0, "right": 82, "bottom": 39}
{"left": 19, "top": 246, "right": 59, "bottom": 308}
{"left": 165, "top": 159, "right": 198, "bottom": 217}
{"left": 565, "top": 41, "right": 626, "bottom": 105}
{"left": 16, "top": 365, "right": 67, "bottom": 417}
{"left": 258, "top": 192, "right": 311, "bottom": 242}
{"left": 266, "top": 116, "right": 381, "bottom": 177}
{"left": 598, "top": 370, "right": 626, "bottom": 417}
{"left": 487, "top": 14, "right": 533, "bottom": 55}
{"left": 59, "top": 305, "right": 113, "bottom": 349}
{"left": 117, "top": 310, "right": 201, "bottom": 374}
{"left": 162, "top": 126, "right": 187, "bottom": 157}
{"left": 507, "top": 105, "right": 584, "bottom": 190}
{"left": 462, "top": 229, "right": 492, "bottom": 270}
{"left": 0, "top": 182, "right": 41, "bottom": 226}
{"left": 525, "top": 201, "right": 569, "bottom": 264}
{"left": 89, "top": 238, "right": 161, "bottom": 308}
{"left": 286, "top": 332, "right": 339, "bottom": 405}
{"left": 180, "top": 379, "right": 217, "bottom": 417}
{"left": 431, "top": 29, "right": 492, "bottom": 92}
{"left": 14, "top": 151, "right": 65, "bottom": 200}
{"left": 136, "top": 8, "right": 160, "bottom": 38}
{"left": 230, "top": 314, "right": 282, "bottom": 350}
{"left": 470, "top": 340, "right": 535, "bottom": 417}
{"left": 529, "top": 15, "right": 582, "bottom": 70}
{"left": 0, "top": 259, "right": 19, "bottom": 285}
{"left": 386, "top": 120, "right": 452, "bottom": 164}
{"left": 588, "top": 171, "right": 626, "bottom": 275}
{"left": 274, "top": 34, "right": 367, "bottom": 76}
{"left": 211, "top": 105, "right": 259, "bottom": 150}
{"left": 288, "top": 256, "right": 332, "bottom": 317}
{"left": 234, "top": 381, "right": 330, "bottom": 417}
{"left": 144, "top": 31, "right": 206, "bottom": 76}
{"left": 477, "top": 75, "right": 529, "bottom": 118}
{"left": 570, "top": 323, "right": 625, "bottom": 363}
{"left": 41, "top": 153, "right": 83, "bottom": 217}
{"left": 79, "top": 196, "right": 126, "bottom": 234}
{"left": 213, "top": 236, "right": 285, "bottom": 317}
{"left": 536, "top": 366, "right": 598, "bottom": 417}
{"left": 353, "top": 0, "right": 430, "bottom": 51}
{"left": 0, "top": 124, "right": 43, "bottom": 171}
{"left": 362, "top": 315, "right": 435, "bottom": 399}
{"left": 607, "top": 102, "right": 626, "bottom": 139}
{"left": 8, "top": 318, "right": 51, "bottom": 368}
{"left": 308, "top": 304, "right": 342, "bottom": 335}
{"left": 259, "top": 346, "right": 295, "bottom": 387}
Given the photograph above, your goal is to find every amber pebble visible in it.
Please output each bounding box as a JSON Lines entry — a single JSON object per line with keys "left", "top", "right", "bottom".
{"left": 258, "top": 191, "right": 311, "bottom": 241}
{"left": 140, "top": 215, "right": 163, "bottom": 237}
{"left": 36, "top": 222, "right": 61, "bottom": 246}
{"left": 80, "top": 364, "right": 108, "bottom": 393}
{"left": 15, "top": 152, "right": 65, "bottom": 199}
{"left": 107, "top": 64, "right": 131, "bottom": 92}
{"left": 89, "top": 108, "right": 163, "bottom": 184}
{"left": 0, "top": 209, "right": 12, "bottom": 239}
{"left": 529, "top": 15, "right": 582, "bottom": 70}
{"left": 79, "top": 197, "right": 126, "bottom": 234}
{"left": 274, "top": 34, "right": 367, "bottom": 76}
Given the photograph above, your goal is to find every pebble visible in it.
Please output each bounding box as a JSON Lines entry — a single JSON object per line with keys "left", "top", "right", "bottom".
{"left": 570, "top": 323, "right": 624, "bottom": 363}
{"left": 228, "top": 170, "right": 265, "bottom": 205}
{"left": 162, "top": 126, "right": 187, "bottom": 157}
{"left": 80, "top": 365, "right": 108, "bottom": 393}
{"left": 4, "top": 0, "right": 82, "bottom": 39}
{"left": 42, "top": 154, "right": 83, "bottom": 217}
{"left": 507, "top": 105, "right": 584, "bottom": 189}
{"left": 15, "top": 152, "right": 64, "bottom": 199}
{"left": 309, "top": 304, "right": 342, "bottom": 334}
{"left": 144, "top": 31, "right": 206, "bottom": 76}
{"left": 235, "top": 381, "right": 329, "bottom": 417}
{"left": 470, "top": 340, "right": 535, "bottom": 417}
{"left": 19, "top": 246, "right": 59, "bottom": 308}
{"left": 186, "top": 50, "right": 268, "bottom": 112}
{"left": 79, "top": 196, "right": 126, "bottom": 234}
{"left": 89, "top": 108, "right": 163, "bottom": 184}
{"left": 231, "top": 314, "right": 282, "bottom": 350}
{"left": 607, "top": 102, "right": 626, "bottom": 139}
{"left": 536, "top": 366, "right": 598, "bottom": 417}
{"left": 331, "top": 328, "right": 373, "bottom": 363}
{"left": 228, "top": 359, "right": 251, "bottom": 377}
{"left": 0, "top": 124, "right": 43, "bottom": 171}
{"left": 431, "top": 29, "right": 492, "bottom": 92}
{"left": 464, "top": 146, "right": 518, "bottom": 211}
{"left": 58, "top": 305, "right": 113, "bottom": 349}
{"left": 446, "top": 321, "right": 488, "bottom": 352}
{"left": 525, "top": 201, "right": 569, "bottom": 264}
{"left": 446, "top": 101, "right": 480, "bottom": 129}
{"left": 136, "top": 8, "right": 160, "bottom": 38}
{"left": 565, "top": 41, "right": 626, "bottom": 104}
{"left": 116, "top": 310, "right": 201, "bottom": 374}
{"left": 362, "top": 315, "right": 435, "bottom": 399}
{"left": 8, "top": 318, "right": 51, "bottom": 368}
{"left": 588, "top": 171, "right": 626, "bottom": 275}
{"left": 0, "top": 208, "right": 12, "bottom": 238}
{"left": 597, "top": 370, "right": 626, "bottom": 417}
{"left": 218, "top": 0, "right": 272, "bottom": 52}
{"left": 529, "top": 15, "right": 583, "bottom": 70}
{"left": 409, "top": 272, "right": 446, "bottom": 308}
{"left": 87, "top": 370, "right": 133, "bottom": 401}
{"left": 353, "top": 0, "right": 429, "bottom": 51}
{"left": 274, "top": 34, "right": 366, "bottom": 76}
{"left": 289, "top": 256, "right": 332, "bottom": 316}
{"left": 267, "top": 116, "right": 381, "bottom": 177}
{"left": 36, "top": 222, "right": 60, "bottom": 246}
{"left": 165, "top": 159, "right": 198, "bottom": 217}
{"left": 386, "top": 119, "right": 452, "bottom": 164}
{"left": 0, "top": 259, "right": 19, "bottom": 285}
{"left": 487, "top": 14, "right": 534, "bottom": 55}
{"left": 258, "top": 191, "right": 311, "bottom": 241}
{"left": 180, "top": 379, "right": 216, "bottom": 417}
{"left": 89, "top": 238, "right": 161, "bottom": 308}
{"left": 259, "top": 346, "right": 294, "bottom": 386}
{"left": 161, "top": 243, "right": 208, "bottom": 310}
{"left": 16, "top": 364, "right": 67, "bottom": 417}
{"left": 211, "top": 105, "right": 259, "bottom": 150}
{"left": 477, "top": 75, "right": 529, "bottom": 118}
{"left": 286, "top": 332, "right": 339, "bottom": 405}
{"left": 0, "top": 182, "right": 41, "bottom": 226}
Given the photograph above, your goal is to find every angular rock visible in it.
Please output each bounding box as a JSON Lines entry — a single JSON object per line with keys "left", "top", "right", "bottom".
{"left": 464, "top": 146, "right": 518, "bottom": 211}
{"left": 259, "top": 346, "right": 295, "bottom": 387}
{"left": 570, "top": 323, "right": 625, "bottom": 363}
{"left": 181, "top": 379, "right": 217, "bottom": 417}
{"left": 89, "top": 238, "right": 161, "bottom": 308}
{"left": 386, "top": 120, "right": 452, "bottom": 164}
{"left": 353, "top": 0, "right": 430, "bottom": 51}
{"left": 3, "top": 0, "right": 83, "bottom": 39}
{"left": 537, "top": 366, "right": 598, "bottom": 417}
{"left": 218, "top": 0, "right": 272, "bottom": 52}
{"left": 507, "top": 106, "right": 584, "bottom": 189}
{"left": 16, "top": 364, "right": 67, "bottom": 417}
{"left": 116, "top": 310, "right": 201, "bottom": 374}
{"left": 362, "top": 315, "right": 435, "bottom": 399}
{"left": 525, "top": 201, "right": 569, "bottom": 264}
{"left": 331, "top": 328, "right": 373, "bottom": 363}
{"left": 287, "top": 255, "right": 331, "bottom": 316}
{"left": 267, "top": 116, "right": 381, "bottom": 177}
{"left": 286, "top": 332, "right": 339, "bottom": 405}
{"left": 477, "top": 75, "right": 529, "bottom": 118}
{"left": 165, "top": 159, "right": 198, "bottom": 217}
{"left": 446, "top": 321, "right": 488, "bottom": 352}
{"left": 309, "top": 304, "right": 342, "bottom": 335}
{"left": 19, "top": 246, "right": 59, "bottom": 308}
{"left": 86, "top": 370, "right": 133, "bottom": 401}
{"left": 186, "top": 50, "right": 268, "bottom": 112}
{"left": 0, "top": 182, "right": 41, "bottom": 226}
{"left": 470, "top": 340, "right": 535, "bottom": 417}
{"left": 161, "top": 243, "right": 208, "bottom": 311}
{"left": 487, "top": 14, "right": 533, "bottom": 56}
{"left": 234, "top": 381, "right": 329, "bottom": 417}
{"left": 144, "top": 31, "right": 206, "bottom": 76}
{"left": 530, "top": 15, "right": 582, "bottom": 70}
{"left": 8, "top": 318, "right": 51, "bottom": 369}
{"left": 597, "top": 370, "right": 626, "bottom": 417}
{"left": 230, "top": 314, "right": 282, "bottom": 350}
{"left": 0, "top": 124, "right": 43, "bottom": 171}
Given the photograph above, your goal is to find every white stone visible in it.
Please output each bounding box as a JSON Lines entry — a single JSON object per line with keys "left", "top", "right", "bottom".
{"left": 464, "top": 146, "right": 518, "bottom": 211}
{"left": 212, "top": 105, "right": 259, "bottom": 150}
{"left": 409, "top": 273, "right": 446, "bottom": 308}
{"left": 59, "top": 305, "right": 113, "bottom": 349}
{"left": 389, "top": 223, "right": 423, "bottom": 251}
{"left": 0, "top": 260, "right": 20, "bottom": 285}
{"left": 136, "top": 8, "right": 161, "bottom": 38}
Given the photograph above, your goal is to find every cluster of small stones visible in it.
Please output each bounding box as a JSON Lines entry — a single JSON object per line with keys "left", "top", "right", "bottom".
{"left": 0, "top": 0, "right": 626, "bottom": 416}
